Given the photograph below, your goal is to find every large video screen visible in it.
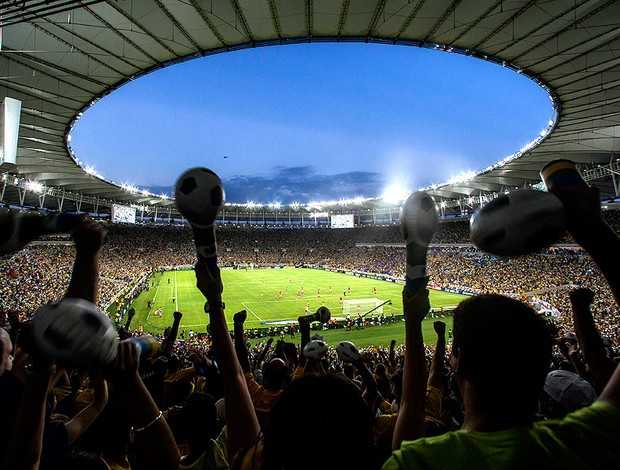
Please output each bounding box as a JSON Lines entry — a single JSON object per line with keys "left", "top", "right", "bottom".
{"left": 111, "top": 204, "right": 136, "bottom": 224}
{"left": 331, "top": 213, "right": 354, "bottom": 229}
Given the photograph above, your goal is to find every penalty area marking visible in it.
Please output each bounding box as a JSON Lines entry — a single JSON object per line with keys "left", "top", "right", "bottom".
{"left": 242, "top": 302, "right": 264, "bottom": 322}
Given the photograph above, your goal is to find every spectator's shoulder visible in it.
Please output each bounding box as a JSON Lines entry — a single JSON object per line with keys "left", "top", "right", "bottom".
{"left": 382, "top": 432, "right": 461, "bottom": 470}
{"left": 540, "top": 400, "right": 620, "bottom": 433}
{"left": 532, "top": 401, "right": 620, "bottom": 468}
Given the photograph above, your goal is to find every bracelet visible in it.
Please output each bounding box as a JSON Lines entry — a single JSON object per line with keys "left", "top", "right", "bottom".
{"left": 130, "top": 410, "right": 163, "bottom": 443}
{"left": 204, "top": 301, "right": 225, "bottom": 313}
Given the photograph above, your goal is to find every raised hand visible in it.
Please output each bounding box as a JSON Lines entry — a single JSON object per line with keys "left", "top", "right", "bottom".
{"left": 434, "top": 320, "right": 446, "bottom": 335}
{"left": 402, "top": 287, "right": 430, "bottom": 323}
{"left": 72, "top": 218, "right": 106, "bottom": 254}
{"left": 195, "top": 259, "right": 223, "bottom": 306}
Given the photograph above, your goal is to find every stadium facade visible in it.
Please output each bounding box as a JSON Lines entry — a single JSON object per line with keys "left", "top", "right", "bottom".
{"left": 1, "top": 0, "right": 620, "bottom": 223}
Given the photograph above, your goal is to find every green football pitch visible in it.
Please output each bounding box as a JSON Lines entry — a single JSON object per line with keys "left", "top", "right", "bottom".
{"left": 128, "top": 267, "right": 467, "bottom": 347}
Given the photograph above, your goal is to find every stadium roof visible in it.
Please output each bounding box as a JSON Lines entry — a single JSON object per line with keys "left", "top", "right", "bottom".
{"left": 2, "top": 0, "right": 620, "bottom": 212}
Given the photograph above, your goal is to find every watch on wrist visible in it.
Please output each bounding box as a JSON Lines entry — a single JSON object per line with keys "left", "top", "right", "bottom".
{"left": 204, "top": 301, "right": 225, "bottom": 313}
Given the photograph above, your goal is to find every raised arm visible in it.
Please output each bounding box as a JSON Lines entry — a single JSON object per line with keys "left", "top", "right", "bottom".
{"left": 388, "top": 339, "right": 397, "bottom": 373}
{"left": 114, "top": 341, "right": 179, "bottom": 470}
{"left": 195, "top": 260, "right": 260, "bottom": 459}
{"left": 65, "top": 219, "right": 106, "bottom": 303}
{"left": 161, "top": 311, "right": 183, "bottom": 355}
{"left": 298, "top": 314, "right": 312, "bottom": 354}
{"left": 1, "top": 359, "right": 55, "bottom": 470}
{"left": 550, "top": 182, "right": 620, "bottom": 407}
{"left": 568, "top": 288, "right": 616, "bottom": 393}
{"left": 392, "top": 287, "right": 430, "bottom": 450}
{"left": 233, "top": 310, "right": 251, "bottom": 373}
{"left": 253, "top": 337, "right": 274, "bottom": 372}
{"left": 64, "top": 376, "right": 108, "bottom": 444}
{"left": 428, "top": 320, "right": 446, "bottom": 391}
{"left": 352, "top": 355, "right": 380, "bottom": 412}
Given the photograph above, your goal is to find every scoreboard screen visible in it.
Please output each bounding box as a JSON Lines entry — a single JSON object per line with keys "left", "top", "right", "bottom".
{"left": 111, "top": 204, "right": 136, "bottom": 224}
{"left": 331, "top": 214, "right": 354, "bottom": 228}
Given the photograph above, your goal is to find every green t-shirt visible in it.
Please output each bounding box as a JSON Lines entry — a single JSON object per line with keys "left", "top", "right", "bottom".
{"left": 383, "top": 401, "right": 620, "bottom": 470}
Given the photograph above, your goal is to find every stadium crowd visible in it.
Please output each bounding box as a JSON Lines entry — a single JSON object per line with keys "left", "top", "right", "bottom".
{"left": 2, "top": 212, "right": 619, "bottom": 345}
{"left": 1, "top": 189, "right": 620, "bottom": 470}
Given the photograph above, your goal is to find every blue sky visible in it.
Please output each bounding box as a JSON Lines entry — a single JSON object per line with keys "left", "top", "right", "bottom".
{"left": 71, "top": 42, "right": 553, "bottom": 203}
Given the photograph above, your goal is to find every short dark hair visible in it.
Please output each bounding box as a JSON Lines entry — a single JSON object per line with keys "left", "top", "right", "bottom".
{"left": 452, "top": 294, "right": 552, "bottom": 418}
{"left": 264, "top": 375, "right": 375, "bottom": 470}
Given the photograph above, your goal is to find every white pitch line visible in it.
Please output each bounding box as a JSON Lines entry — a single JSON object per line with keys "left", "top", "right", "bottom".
{"left": 242, "top": 302, "right": 264, "bottom": 322}
{"left": 174, "top": 270, "right": 179, "bottom": 312}
{"left": 146, "top": 275, "right": 163, "bottom": 323}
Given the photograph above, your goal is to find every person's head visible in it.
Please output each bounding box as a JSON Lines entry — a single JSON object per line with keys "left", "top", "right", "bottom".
{"left": 343, "top": 363, "right": 356, "bottom": 380}
{"left": 451, "top": 294, "right": 552, "bottom": 424}
{"left": 264, "top": 375, "right": 375, "bottom": 470}
{"left": 0, "top": 328, "right": 13, "bottom": 376}
{"left": 262, "top": 357, "right": 289, "bottom": 391}
{"left": 171, "top": 393, "right": 217, "bottom": 450}
{"left": 540, "top": 369, "right": 596, "bottom": 418}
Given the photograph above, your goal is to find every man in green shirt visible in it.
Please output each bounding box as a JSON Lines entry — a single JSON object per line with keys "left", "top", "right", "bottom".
{"left": 385, "top": 176, "right": 620, "bottom": 469}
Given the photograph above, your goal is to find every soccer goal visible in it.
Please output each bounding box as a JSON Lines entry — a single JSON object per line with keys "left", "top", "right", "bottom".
{"left": 342, "top": 298, "right": 384, "bottom": 317}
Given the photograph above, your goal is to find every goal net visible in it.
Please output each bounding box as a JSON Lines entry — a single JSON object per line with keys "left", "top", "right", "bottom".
{"left": 342, "top": 298, "right": 384, "bottom": 317}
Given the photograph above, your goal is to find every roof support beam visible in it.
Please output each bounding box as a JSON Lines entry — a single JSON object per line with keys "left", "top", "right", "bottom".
{"left": 82, "top": 4, "right": 162, "bottom": 64}
{"left": 337, "top": 0, "right": 351, "bottom": 37}
{"left": 152, "top": 0, "right": 202, "bottom": 52}
{"left": 494, "top": 0, "right": 591, "bottom": 56}
{"left": 229, "top": 0, "right": 255, "bottom": 43}
{"left": 187, "top": 0, "right": 228, "bottom": 47}
{"left": 395, "top": 0, "right": 426, "bottom": 39}
{"left": 448, "top": 0, "right": 502, "bottom": 46}
{"left": 2, "top": 51, "right": 98, "bottom": 96}
{"left": 367, "top": 0, "right": 387, "bottom": 38}
{"left": 29, "top": 22, "right": 125, "bottom": 77}
{"left": 267, "top": 0, "right": 282, "bottom": 39}
{"left": 472, "top": 0, "right": 537, "bottom": 50}
{"left": 41, "top": 18, "right": 143, "bottom": 71}
{"left": 306, "top": 0, "right": 313, "bottom": 38}
{"left": 1, "top": 46, "right": 108, "bottom": 87}
{"left": 104, "top": 0, "right": 180, "bottom": 57}
{"left": 423, "top": 0, "right": 463, "bottom": 42}
{"left": 510, "top": 0, "right": 617, "bottom": 62}
{"left": 526, "top": 25, "right": 620, "bottom": 72}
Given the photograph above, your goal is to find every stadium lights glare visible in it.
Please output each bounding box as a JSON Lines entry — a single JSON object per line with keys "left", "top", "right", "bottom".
{"left": 84, "top": 165, "right": 103, "bottom": 179}
{"left": 290, "top": 202, "right": 301, "bottom": 210}
{"left": 269, "top": 202, "right": 282, "bottom": 210}
{"left": 120, "top": 183, "right": 139, "bottom": 194}
{"left": 381, "top": 183, "right": 409, "bottom": 205}
{"left": 445, "top": 170, "right": 477, "bottom": 185}
{"left": 25, "top": 180, "right": 44, "bottom": 194}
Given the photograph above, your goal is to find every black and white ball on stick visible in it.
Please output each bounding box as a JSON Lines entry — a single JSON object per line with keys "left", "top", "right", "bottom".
{"left": 470, "top": 189, "right": 566, "bottom": 256}
{"left": 175, "top": 167, "right": 225, "bottom": 261}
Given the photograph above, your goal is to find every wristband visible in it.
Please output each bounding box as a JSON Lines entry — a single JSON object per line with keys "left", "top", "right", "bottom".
{"left": 130, "top": 410, "right": 163, "bottom": 443}
{"left": 204, "top": 301, "right": 225, "bottom": 313}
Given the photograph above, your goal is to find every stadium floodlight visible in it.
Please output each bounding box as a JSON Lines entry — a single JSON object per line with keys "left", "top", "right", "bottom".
{"left": 121, "top": 183, "right": 139, "bottom": 194}
{"left": 381, "top": 183, "right": 409, "bottom": 205}
{"left": 446, "top": 170, "right": 476, "bottom": 186}
{"left": 84, "top": 165, "right": 103, "bottom": 179}
{"left": 290, "top": 201, "right": 301, "bottom": 210}
{"left": 25, "top": 180, "right": 44, "bottom": 194}
{"left": 269, "top": 201, "right": 282, "bottom": 210}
